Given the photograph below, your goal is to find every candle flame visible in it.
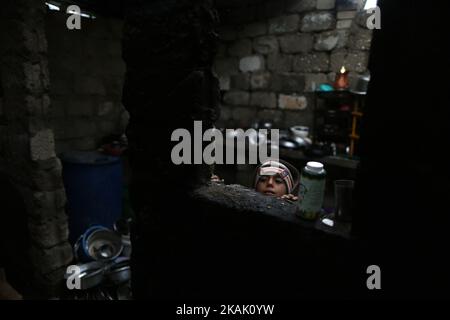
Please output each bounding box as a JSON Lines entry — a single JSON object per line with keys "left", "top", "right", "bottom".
{"left": 340, "top": 66, "right": 346, "bottom": 73}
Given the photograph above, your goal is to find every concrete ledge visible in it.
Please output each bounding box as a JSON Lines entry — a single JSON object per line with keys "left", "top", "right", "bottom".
{"left": 193, "top": 183, "right": 298, "bottom": 222}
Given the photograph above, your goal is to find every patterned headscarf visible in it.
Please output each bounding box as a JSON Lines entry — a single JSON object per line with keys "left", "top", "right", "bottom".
{"left": 254, "top": 160, "right": 295, "bottom": 194}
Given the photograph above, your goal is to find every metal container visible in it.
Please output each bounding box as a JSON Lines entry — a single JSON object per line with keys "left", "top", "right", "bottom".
{"left": 86, "top": 229, "right": 123, "bottom": 261}
{"left": 350, "top": 74, "right": 370, "bottom": 95}
{"left": 107, "top": 257, "right": 131, "bottom": 284}
{"left": 65, "top": 261, "right": 105, "bottom": 290}
{"left": 121, "top": 235, "right": 132, "bottom": 258}
{"left": 289, "top": 126, "right": 312, "bottom": 148}
{"left": 290, "top": 125, "right": 309, "bottom": 138}
{"left": 75, "top": 226, "right": 124, "bottom": 262}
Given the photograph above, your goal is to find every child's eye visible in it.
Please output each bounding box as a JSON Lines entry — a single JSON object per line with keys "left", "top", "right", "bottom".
{"left": 259, "top": 176, "right": 268, "bottom": 182}
{"left": 275, "top": 178, "right": 284, "bottom": 184}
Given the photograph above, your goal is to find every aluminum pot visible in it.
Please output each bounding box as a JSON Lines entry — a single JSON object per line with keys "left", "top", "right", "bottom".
{"left": 107, "top": 257, "right": 131, "bottom": 285}
{"left": 75, "top": 226, "right": 123, "bottom": 262}
{"left": 64, "top": 261, "right": 105, "bottom": 290}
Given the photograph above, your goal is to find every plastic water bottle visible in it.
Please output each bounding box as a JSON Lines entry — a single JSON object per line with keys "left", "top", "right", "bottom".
{"left": 297, "top": 161, "right": 326, "bottom": 220}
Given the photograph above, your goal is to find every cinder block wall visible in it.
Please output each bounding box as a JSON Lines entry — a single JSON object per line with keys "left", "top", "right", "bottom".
{"left": 0, "top": 0, "right": 73, "bottom": 296}
{"left": 46, "top": 10, "right": 128, "bottom": 154}
{"left": 215, "top": 0, "right": 373, "bottom": 130}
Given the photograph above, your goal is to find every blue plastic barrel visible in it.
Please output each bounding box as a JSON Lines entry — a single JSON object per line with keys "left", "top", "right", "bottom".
{"left": 60, "top": 151, "right": 123, "bottom": 244}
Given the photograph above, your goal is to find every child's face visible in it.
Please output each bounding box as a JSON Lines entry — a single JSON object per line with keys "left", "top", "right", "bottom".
{"left": 255, "top": 174, "right": 287, "bottom": 197}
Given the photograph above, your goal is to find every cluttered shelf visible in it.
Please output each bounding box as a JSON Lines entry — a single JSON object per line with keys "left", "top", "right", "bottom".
{"left": 280, "top": 148, "right": 359, "bottom": 170}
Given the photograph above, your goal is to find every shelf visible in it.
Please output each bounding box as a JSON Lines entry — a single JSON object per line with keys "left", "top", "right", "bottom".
{"left": 280, "top": 149, "right": 359, "bottom": 170}
{"left": 313, "top": 91, "right": 365, "bottom": 158}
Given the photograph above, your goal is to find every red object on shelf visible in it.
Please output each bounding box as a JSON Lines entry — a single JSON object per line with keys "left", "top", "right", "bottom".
{"left": 334, "top": 66, "right": 349, "bottom": 90}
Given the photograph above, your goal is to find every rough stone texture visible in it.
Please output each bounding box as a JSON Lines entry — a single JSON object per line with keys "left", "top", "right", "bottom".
{"left": 337, "top": 19, "right": 353, "bottom": 29}
{"left": 345, "top": 51, "right": 369, "bottom": 72}
{"left": 301, "top": 11, "right": 336, "bottom": 32}
{"left": 250, "top": 72, "right": 271, "bottom": 90}
{"left": 30, "top": 129, "right": 56, "bottom": 161}
{"left": 46, "top": 12, "right": 126, "bottom": 154}
{"left": 271, "top": 73, "right": 306, "bottom": 93}
{"left": 224, "top": 91, "right": 250, "bottom": 106}
{"left": 187, "top": 182, "right": 359, "bottom": 299}
{"left": 317, "top": 0, "right": 336, "bottom": 10}
{"left": 293, "top": 53, "right": 330, "bottom": 72}
{"left": 335, "top": 0, "right": 362, "bottom": 10}
{"left": 347, "top": 71, "right": 362, "bottom": 89}
{"left": 239, "top": 55, "right": 265, "bottom": 72}
{"left": 250, "top": 92, "right": 277, "bottom": 108}
{"left": 279, "top": 33, "right": 313, "bottom": 54}
{"left": 286, "top": 0, "right": 317, "bottom": 13}
{"left": 28, "top": 215, "right": 69, "bottom": 249}
{"left": 30, "top": 242, "right": 73, "bottom": 279}
{"left": 228, "top": 39, "right": 253, "bottom": 57}
{"left": 230, "top": 73, "right": 251, "bottom": 90}
{"left": 239, "top": 22, "right": 267, "bottom": 38}
{"left": 330, "top": 50, "right": 368, "bottom": 72}
{"left": 256, "top": 108, "right": 284, "bottom": 126}
{"left": 0, "top": 0, "right": 73, "bottom": 296}
{"left": 219, "top": 76, "right": 231, "bottom": 91}
{"left": 231, "top": 106, "right": 258, "bottom": 128}
{"left": 97, "top": 101, "right": 116, "bottom": 117}
{"left": 267, "top": 53, "right": 293, "bottom": 73}
{"left": 327, "top": 71, "right": 337, "bottom": 83}
{"left": 214, "top": 0, "right": 372, "bottom": 143}
{"left": 330, "top": 50, "right": 347, "bottom": 72}
{"left": 283, "top": 109, "right": 314, "bottom": 128}
{"left": 253, "top": 36, "right": 279, "bottom": 55}
{"left": 348, "top": 25, "right": 373, "bottom": 51}
{"left": 314, "top": 31, "right": 339, "bottom": 51}
{"left": 337, "top": 10, "right": 357, "bottom": 20}
{"left": 29, "top": 188, "right": 67, "bottom": 219}
{"left": 214, "top": 58, "right": 239, "bottom": 76}
{"left": 218, "top": 104, "right": 232, "bottom": 120}
{"left": 269, "top": 15, "right": 300, "bottom": 35}
{"left": 336, "top": 29, "right": 350, "bottom": 48}
{"left": 304, "top": 73, "right": 329, "bottom": 92}
{"left": 278, "top": 94, "right": 308, "bottom": 110}
{"left": 354, "top": 10, "right": 374, "bottom": 29}
{"left": 29, "top": 159, "right": 65, "bottom": 192}
{"left": 193, "top": 184, "right": 297, "bottom": 219}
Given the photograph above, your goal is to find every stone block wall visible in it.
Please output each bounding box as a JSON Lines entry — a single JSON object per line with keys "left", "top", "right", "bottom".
{"left": 214, "top": 0, "right": 373, "bottom": 130}
{"left": 46, "top": 10, "right": 128, "bottom": 154}
{"left": 0, "top": 0, "right": 73, "bottom": 296}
